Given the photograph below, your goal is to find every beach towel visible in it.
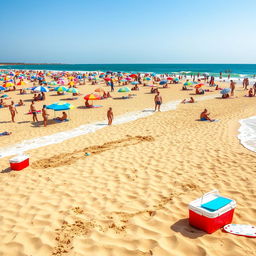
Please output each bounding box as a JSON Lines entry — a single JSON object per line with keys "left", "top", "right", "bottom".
{"left": 26, "top": 110, "right": 41, "bottom": 115}
{"left": 223, "top": 224, "right": 256, "bottom": 238}
{"left": 196, "top": 119, "right": 219, "bottom": 122}
{"left": 54, "top": 119, "right": 70, "bottom": 123}
{"left": 201, "top": 197, "right": 232, "bottom": 212}
{"left": 85, "top": 105, "right": 103, "bottom": 108}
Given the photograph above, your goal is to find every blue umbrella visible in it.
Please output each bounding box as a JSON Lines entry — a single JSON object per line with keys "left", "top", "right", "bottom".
{"left": 220, "top": 88, "right": 231, "bottom": 94}
{"left": 159, "top": 80, "right": 168, "bottom": 85}
{"left": 33, "top": 86, "right": 49, "bottom": 92}
{"left": 131, "top": 81, "right": 139, "bottom": 85}
{"left": 46, "top": 102, "right": 74, "bottom": 111}
{"left": 0, "top": 86, "right": 6, "bottom": 91}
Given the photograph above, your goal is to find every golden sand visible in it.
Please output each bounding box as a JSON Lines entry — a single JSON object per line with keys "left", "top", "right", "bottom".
{"left": 0, "top": 80, "right": 255, "bottom": 256}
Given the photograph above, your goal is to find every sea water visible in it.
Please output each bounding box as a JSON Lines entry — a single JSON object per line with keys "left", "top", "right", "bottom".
{"left": 238, "top": 116, "right": 256, "bottom": 153}
{"left": 1, "top": 63, "right": 256, "bottom": 78}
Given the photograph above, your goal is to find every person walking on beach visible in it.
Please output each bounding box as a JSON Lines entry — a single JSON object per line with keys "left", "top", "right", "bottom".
{"left": 230, "top": 80, "right": 235, "bottom": 96}
{"left": 42, "top": 105, "right": 49, "bottom": 127}
{"left": 107, "top": 107, "right": 113, "bottom": 125}
{"left": 9, "top": 101, "right": 18, "bottom": 122}
{"left": 30, "top": 100, "right": 38, "bottom": 123}
{"left": 154, "top": 92, "right": 162, "bottom": 111}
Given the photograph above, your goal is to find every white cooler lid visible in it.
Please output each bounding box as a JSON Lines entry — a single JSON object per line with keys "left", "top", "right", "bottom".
{"left": 9, "top": 155, "right": 29, "bottom": 163}
{"left": 189, "top": 190, "right": 236, "bottom": 218}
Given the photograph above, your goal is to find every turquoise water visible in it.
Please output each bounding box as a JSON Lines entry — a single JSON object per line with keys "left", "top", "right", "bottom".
{"left": 1, "top": 64, "right": 256, "bottom": 77}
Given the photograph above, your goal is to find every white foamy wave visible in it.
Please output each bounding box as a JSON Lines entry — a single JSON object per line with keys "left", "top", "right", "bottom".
{"left": 238, "top": 116, "right": 256, "bottom": 153}
{"left": 0, "top": 100, "right": 181, "bottom": 158}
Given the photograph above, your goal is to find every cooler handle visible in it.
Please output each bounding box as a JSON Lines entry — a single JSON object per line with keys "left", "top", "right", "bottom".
{"left": 200, "top": 189, "right": 219, "bottom": 205}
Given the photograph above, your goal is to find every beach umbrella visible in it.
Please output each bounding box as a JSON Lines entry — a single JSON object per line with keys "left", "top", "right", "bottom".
{"left": 84, "top": 93, "right": 101, "bottom": 101}
{"left": 17, "top": 81, "right": 26, "bottom": 86}
{"left": 57, "top": 80, "right": 65, "bottom": 85}
{"left": 33, "top": 86, "right": 49, "bottom": 92}
{"left": 46, "top": 102, "right": 74, "bottom": 111}
{"left": 68, "top": 81, "right": 75, "bottom": 86}
{"left": 184, "top": 81, "right": 193, "bottom": 86}
{"left": 173, "top": 78, "right": 179, "bottom": 82}
{"left": 130, "top": 74, "right": 137, "bottom": 78}
{"left": 0, "top": 86, "right": 6, "bottom": 91}
{"left": 131, "top": 81, "right": 139, "bottom": 85}
{"left": 144, "top": 77, "right": 151, "bottom": 81}
{"left": 220, "top": 88, "right": 231, "bottom": 94}
{"left": 118, "top": 87, "right": 131, "bottom": 93}
{"left": 126, "top": 77, "right": 132, "bottom": 81}
{"left": 67, "top": 87, "right": 79, "bottom": 94}
{"left": 159, "top": 80, "right": 168, "bottom": 85}
{"left": 120, "top": 79, "right": 126, "bottom": 82}
{"left": 4, "top": 82, "right": 14, "bottom": 87}
{"left": 167, "top": 77, "right": 173, "bottom": 80}
{"left": 49, "top": 81, "right": 57, "bottom": 85}
{"left": 55, "top": 86, "right": 68, "bottom": 92}
{"left": 194, "top": 83, "right": 204, "bottom": 88}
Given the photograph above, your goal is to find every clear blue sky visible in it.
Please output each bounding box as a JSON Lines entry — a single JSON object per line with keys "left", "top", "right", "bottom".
{"left": 1, "top": 0, "right": 255, "bottom": 63}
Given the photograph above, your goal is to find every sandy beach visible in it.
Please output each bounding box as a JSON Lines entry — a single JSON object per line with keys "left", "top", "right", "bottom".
{"left": 0, "top": 73, "right": 255, "bottom": 256}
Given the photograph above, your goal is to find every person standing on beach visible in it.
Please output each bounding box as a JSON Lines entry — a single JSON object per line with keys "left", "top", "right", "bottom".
{"left": 30, "top": 100, "right": 38, "bottom": 123}
{"left": 9, "top": 101, "right": 18, "bottom": 122}
{"left": 42, "top": 105, "right": 49, "bottom": 127}
{"left": 110, "top": 79, "right": 114, "bottom": 92}
{"left": 230, "top": 80, "right": 235, "bottom": 96}
{"left": 154, "top": 92, "right": 162, "bottom": 111}
{"left": 253, "top": 82, "right": 256, "bottom": 96}
{"left": 107, "top": 107, "right": 113, "bottom": 125}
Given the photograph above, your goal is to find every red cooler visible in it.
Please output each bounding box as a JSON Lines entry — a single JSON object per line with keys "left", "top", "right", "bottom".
{"left": 189, "top": 190, "right": 236, "bottom": 234}
{"left": 9, "top": 155, "right": 29, "bottom": 171}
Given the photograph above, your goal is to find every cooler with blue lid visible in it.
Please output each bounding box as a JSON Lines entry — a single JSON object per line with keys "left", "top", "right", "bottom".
{"left": 188, "top": 190, "right": 236, "bottom": 233}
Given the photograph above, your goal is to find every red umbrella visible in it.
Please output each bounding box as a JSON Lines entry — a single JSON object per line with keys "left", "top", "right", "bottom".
{"left": 167, "top": 77, "right": 173, "bottom": 80}
{"left": 130, "top": 74, "right": 137, "bottom": 78}
{"left": 104, "top": 78, "right": 111, "bottom": 81}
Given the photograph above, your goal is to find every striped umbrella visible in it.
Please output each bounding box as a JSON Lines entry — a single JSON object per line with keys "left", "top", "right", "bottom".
{"left": 184, "top": 81, "right": 193, "bottom": 86}
{"left": 55, "top": 86, "right": 68, "bottom": 92}
{"left": 84, "top": 93, "right": 101, "bottom": 100}
{"left": 67, "top": 87, "right": 79, "bottom": 94}
{"left": 33, "top": 86, "right": 49, "bottom": 92}
{"left": 194, "top": 83, "right": 204, "bottom": 88}
{"left": 4, "top": 82, "right": 14, "bottom": 87}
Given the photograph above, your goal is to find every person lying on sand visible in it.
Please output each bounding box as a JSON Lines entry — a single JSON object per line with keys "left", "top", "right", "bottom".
{"left": 196, "top": 88, "right": 204, "bottom": 95}
{"left": 181, "top": 97, "right": 195, "bottom": 104}
{"left": 17, "top": 99, "right": 24, "bottom": 106}
{"left": 200, "top": 109, "right": 214, "bottom": 122}
{"left": 56, "top": 112, "right": 68, "bottom": 121}
{"left": 0, "top": 131, "right": 12, "bottom": 136}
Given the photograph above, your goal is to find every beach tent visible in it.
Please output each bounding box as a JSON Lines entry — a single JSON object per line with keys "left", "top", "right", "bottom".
{"left": 46, "top": 102, "right": 74, "bottom": 119}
